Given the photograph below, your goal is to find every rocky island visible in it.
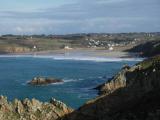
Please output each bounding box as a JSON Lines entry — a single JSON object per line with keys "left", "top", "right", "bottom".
{"left": 28, "top": 77, "right": 63, "bottom": 85}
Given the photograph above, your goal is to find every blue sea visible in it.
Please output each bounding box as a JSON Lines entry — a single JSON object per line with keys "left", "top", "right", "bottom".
{"left": 0, "top": 55, "right": 141, "bottom": 108}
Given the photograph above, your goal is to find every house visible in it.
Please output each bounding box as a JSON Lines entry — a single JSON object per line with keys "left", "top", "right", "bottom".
{"left": 109, "top": 47, "right": 114, "bottom": 51}
{"left": 33, "top": 45, "right": 37, "bottom": 49}
{"left": 64, "top": 46, "right": 72, "bottom": 50}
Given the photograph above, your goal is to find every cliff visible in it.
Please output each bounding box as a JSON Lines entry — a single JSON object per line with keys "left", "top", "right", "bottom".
{"left": 0, "top": 96, "right": 73, "bottom": 120}
{"left": 94, "top": 65, "right": 130, "bottom": 95}
{"left": 63, "top": 55, "right": 160, "bottom": 120}
{"left": 0, "top": 46, "right": 31, "bottom": 53}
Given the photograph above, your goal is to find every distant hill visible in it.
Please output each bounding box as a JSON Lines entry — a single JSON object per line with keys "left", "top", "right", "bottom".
{"left": 127, "top": 40, "right": 160, "bottom": 57}
{"left": 0, "top": 32, "right": 160, "bottom": 54}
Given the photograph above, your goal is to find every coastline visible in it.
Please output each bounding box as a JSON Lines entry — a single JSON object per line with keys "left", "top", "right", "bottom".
{"left": 0, "top": 48, "right": 143, "bottom": 62}
{"left": 2, "top": 48, "right": 140, "bottom": 58}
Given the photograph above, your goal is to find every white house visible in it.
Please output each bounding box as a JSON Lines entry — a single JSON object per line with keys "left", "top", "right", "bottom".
{"left": 33, "top": 45, "right": 37, "bottom": 49}
{"left": 109, "top": 47, "right": 114, "bottom": 51}
{"left": 64, "top": 46, "right": 72, "bottom": 50}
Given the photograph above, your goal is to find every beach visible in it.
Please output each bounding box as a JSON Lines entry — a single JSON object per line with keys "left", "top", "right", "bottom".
{"left": 8, "top": 47, "right": 139, "bottom": 59}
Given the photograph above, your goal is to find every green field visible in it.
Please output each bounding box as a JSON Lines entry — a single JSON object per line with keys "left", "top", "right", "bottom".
{"left": 0, "top": 32, "right": 160, "bottom": 53}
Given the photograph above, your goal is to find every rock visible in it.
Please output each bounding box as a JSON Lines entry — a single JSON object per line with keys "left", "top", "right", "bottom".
{"left": 0, "top": 96, "right": 73, "bottom": 120}
{"left": 28, "top": 76, "right": 63, "bottom": 85}
{"left": 13, "top": 99, "right": 24, "bottom": 114}
{"left": 95, "top": 65, "right": 129, "bottom": 95}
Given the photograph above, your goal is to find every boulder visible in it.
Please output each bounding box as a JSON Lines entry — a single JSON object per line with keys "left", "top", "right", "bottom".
{"left": 28, "top": 77, "right": 63, "bottom": 85}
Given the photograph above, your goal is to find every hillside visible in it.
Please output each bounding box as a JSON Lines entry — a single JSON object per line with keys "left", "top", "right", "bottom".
{"left": 0, "top": 32, "right": 160, "bottom": 54}
{"left": 62, "top": 55, "right": 160, "bottom": 120}
{"left": 127, "top": 40, "right": 160, "bottom": 57}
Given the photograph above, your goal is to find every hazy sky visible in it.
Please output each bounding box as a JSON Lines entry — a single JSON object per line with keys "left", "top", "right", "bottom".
{"left": 0, "top": 0, "right": 160, "bottom": 34}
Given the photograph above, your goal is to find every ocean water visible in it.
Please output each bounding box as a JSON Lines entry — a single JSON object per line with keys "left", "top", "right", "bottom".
{"left": 0, "top": 55, "right": 140, "bottom": 108}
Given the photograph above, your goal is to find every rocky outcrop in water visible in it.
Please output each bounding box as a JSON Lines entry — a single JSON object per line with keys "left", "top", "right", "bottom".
{"left": 28, "top": 77, "right": 63, "bottom": 85}
{"left": 62, "top": 55, "right": 160, "bottom": 120}
{"left": 0, "top": 96, "right": 73, "bottom": 120}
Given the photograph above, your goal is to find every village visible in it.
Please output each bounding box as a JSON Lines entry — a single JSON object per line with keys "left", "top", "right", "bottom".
{"left": 0, "top": 32, "right": 160, "bottom": 53}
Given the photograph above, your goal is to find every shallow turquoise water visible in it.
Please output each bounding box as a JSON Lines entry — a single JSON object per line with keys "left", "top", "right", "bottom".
{"left": 0, "top": 56, "right": 138, "bottom": 108}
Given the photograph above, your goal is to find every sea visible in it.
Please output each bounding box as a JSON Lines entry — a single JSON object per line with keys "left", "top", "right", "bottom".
{"left": 0, "top": 55, "right": 142, "bottom": 108}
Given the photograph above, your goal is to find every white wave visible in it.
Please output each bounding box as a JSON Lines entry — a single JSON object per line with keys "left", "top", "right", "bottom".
{"left": 78, "top": 78, "right": 84, "bottom": 81}
{"left": 52, "top": 56, "right": 144, "bottom": 62}
{"left": 78, "top": 94, "right": 91, "bottom": 99}
{"left": 63, "top": 78, "right": 85, "bottom": 83}
{"left": 0, "top": 54, "right": 144, "bottom": 62}
{"left": 0, "top": 55, "right": 32, "bottom": 58}
{"left": 21, "top": 83, "right": 27, "bottom": 86}
{"left": 34, "top": 55, "right": 144, "bottom": 62}
{"left": 63, "top": 79, "right": 77, "bottom": 83}
{"left": 51, "top": 82, "right": 64, "bottom": 85}
{"left": 98, "top": 76, "right": 103, "bottom": 79}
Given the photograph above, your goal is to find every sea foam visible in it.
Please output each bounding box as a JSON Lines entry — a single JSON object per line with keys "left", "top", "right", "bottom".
{"left": 0, "top": 54, "right": 144, "bottom": 62}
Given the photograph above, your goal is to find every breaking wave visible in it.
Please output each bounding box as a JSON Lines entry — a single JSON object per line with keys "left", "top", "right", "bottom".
{"left": 0, "top": 54, "right": 144, "bottom": 62}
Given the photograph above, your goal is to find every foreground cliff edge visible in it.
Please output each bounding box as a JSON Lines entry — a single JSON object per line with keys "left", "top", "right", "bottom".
{"left": 62, "top": 55, "right": 160, "bottom": 120}
{"left": 1, "top": 56, "right": 160, "bottom": 120}
{"left": 0, "top": 96, "right": 73, "bottom": 120}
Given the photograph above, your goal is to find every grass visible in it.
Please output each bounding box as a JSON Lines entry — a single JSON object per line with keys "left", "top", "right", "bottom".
{"left": 138, "top": 55, "right": 160, "bottom": 69}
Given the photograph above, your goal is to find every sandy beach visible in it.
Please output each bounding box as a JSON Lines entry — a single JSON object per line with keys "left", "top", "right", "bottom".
{"left": 8, "top": 48, "right": 139, "bottom": 59}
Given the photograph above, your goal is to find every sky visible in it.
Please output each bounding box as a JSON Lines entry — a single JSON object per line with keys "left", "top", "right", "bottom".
{"left": 0, "top": 0, "right": 160, "bottom": 35}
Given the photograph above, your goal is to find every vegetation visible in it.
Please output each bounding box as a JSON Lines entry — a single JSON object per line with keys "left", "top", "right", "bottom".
{"left": 62, "top": 55, "right": 160, "bottom": 120}
{"left": 138, "top": 55, "right": 160, "bottom": 69}
{"left": 127, "top": 40, "right": 160, "bottom": 57}
{"left": 0, "top": 32, "right": 160, "bottom": 53}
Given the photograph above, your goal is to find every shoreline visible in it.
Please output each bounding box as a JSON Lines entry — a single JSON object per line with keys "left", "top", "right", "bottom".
{"left": 1, "top": 48, "right": 140, "bottom": 58}
{"left": 0, "top": 49, "right": 144, "bottom": 62}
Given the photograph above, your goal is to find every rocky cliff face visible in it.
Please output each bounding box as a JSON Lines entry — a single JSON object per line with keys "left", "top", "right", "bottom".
{"left": 95, "top": 56, "right": 160, "bottom": 96}
{"left": 63, "top": 55, "right": 160, "bottom": 120}
{"left": 95, "top": 65, "right": 130, "bottom": 95}
{"left": 0, "top": 96, "right": 73, "bottom": 120}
